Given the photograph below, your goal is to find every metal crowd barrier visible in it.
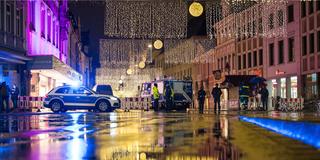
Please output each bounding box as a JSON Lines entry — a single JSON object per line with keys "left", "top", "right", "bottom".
{"left": 121, "top": 97, "right": 152, "bottom": 111}
{"left": 271, "top": 97, "right": 304, "bottom": 111}
{"left": 18, "top": 96, "right": 44, "bottom": 112}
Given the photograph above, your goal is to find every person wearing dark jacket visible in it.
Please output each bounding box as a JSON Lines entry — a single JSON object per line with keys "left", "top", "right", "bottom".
{"left": 1, "top": 82, "right": 10, "bottom": 113}
{"left": 198, "top": 86, "right": 206, "bottom": 114}
{"left": 11, "top": 84, "right": 19, "bottom": 111}
{"left": 164, "top": 83, "right": 174, "bottom": 112}
{"left": 259, "top": 85, "right": 269, "bottom": 111}
{"left": 211, "top": 84, "right": 222, "bottom": 114}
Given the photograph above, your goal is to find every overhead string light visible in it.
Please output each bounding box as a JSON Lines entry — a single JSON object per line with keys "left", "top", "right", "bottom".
{"left": 164, "top": 38, "right": 215, "bottom": 64}
{"left": 104, "top": 0, "right": 188, "bottom": 39}
{"left": 99, "top": 39, "right": 152, "bottom": 68}
{"left": 206, "top": 0, "right": 288, "bottom": 39}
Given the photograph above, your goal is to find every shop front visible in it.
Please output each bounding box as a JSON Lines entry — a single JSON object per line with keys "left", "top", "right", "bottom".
{"left": 266, "top": 75, "right": 299, "bottom": 99}
{"left": 27, "top": 55, "right": 82, "bottom": 96}
{"left": 302, "top": 73, "right": 319, "bottom": 101}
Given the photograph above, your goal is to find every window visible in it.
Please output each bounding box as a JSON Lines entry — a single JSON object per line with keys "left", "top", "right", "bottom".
{"left": 55, "top": 87, "right": 70, "bottom": 94}
{"left": 248, "top": 52, "right": 252, "bottom": 68}
{"left": 278, "top": 10, "right": 284, "bottom": 26}
{"left": 253, "top": 51, "right": 257, "bottom": 67}
{"left": 269, "top": 13, "right": 274, "bottom": 30}
{"left": 290, "top": 77, "right": 298, "bottom": 98}
{"left": 56, "top": 24, "right": 59, "bottom": 47}
{"left": 53, "top": 20, "right": 55, "bottom": 45}
{"left": 310, "top": 33, "right": 314, "bottom": 54}
{"left": 269, "top": 43, "right": 274, "bottom": 66}
{"left": 238, "top": 55, "right": 241, "bottom": 70}
{"left": 259, "top": 49, "right": 263, "bottom": 66}
{"left": 0, "top": 1, "right": 3, "bottom": 30}
{"left": 309, "top": 1, "right": 314, "bottom": 14}
{"left": 278, "top": 40, "right": 284, "bottom": 64}
{"left": 6, "top": 3, "right": 11, "bottom": 33}
{"left": 72, "top": 87, "right": 92, "bottom": 94}
{"left": 302, "top": 36, "right": 307, "bottom": 56}
{"left": 318, "top": 31, "right": 320, "bottom": 52}
{"left": 243, "top": 54, "right": 246, "bottom": 69}
{"left": 258, "top": 18, "right": 263, "bottom": 33}
{"left": 280, "top": 78, "right": 286, "bottom": 98}
{"left": 288, "top": 37, "right": 294, "bottom": 62}
{"left": 16, "top": 8, "right": 22, "bottom": 36}
{"left": 288, "top": 5, "right": 294, "bottom": 23}
{"left": 47, "top": 11, "right": 51, "bottom": 41}
{"left": 302, "top": 1, "right": 306, "bottom": 17}
{"left": 317, "top": 1, "right": 320, "bottom": 11}
{"left": 30, "top": 1, "right": 35, "bottom": 30}
{"left": 41, "top": 4, "right": 45, "bottom": 37}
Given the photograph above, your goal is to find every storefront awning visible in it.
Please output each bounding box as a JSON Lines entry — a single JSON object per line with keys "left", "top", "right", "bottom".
{"left": 27, "top": 55, "right": 82, "bottom": 83}
{"left": 0, "top": 50, "right": 31, "bottom": 64}
{"left": 221, "top": 75, "right": 257, "bottom": 88}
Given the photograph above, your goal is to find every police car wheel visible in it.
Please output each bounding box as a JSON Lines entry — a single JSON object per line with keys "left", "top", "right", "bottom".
{"left": 51, "top": 100, "right": 63, "bottom": 113}
{"left": 97, "top": 100, "right": 110, "bottom": 112}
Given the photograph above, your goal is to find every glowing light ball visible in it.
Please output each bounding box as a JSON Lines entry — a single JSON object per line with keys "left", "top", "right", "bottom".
{"left": 126, "top": 68, "right": 133, "bottom": 75}
{"left": 189, "top": 2, "right": 203, "bottom": 17}
{"left": 138, "top": 61, "right": 146, "bottom": 69}
{"left": 153, "top": 39, "right": 163, "bottom": 49}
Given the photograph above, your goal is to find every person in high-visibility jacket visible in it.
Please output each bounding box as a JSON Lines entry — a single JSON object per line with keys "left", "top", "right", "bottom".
{"left": 152, "top": 83, "right": 160, "bottom": 112}
{"left": 164, "top": 83, "right": 174, "bottom": 111}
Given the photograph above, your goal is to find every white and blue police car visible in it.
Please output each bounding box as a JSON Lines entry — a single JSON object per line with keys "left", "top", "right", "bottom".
{"left": 43, "top": 86, "right": 121, "bottom": 113}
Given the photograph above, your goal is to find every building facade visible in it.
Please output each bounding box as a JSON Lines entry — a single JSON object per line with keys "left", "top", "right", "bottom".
{"left": 301, "top": 1, "right": 320, "bottom": 100}
{"left": 0, "top": 1, "right": 31, "bottom": 95}
{"left": 26, "top": 0, "right": 83, "bottom": 96}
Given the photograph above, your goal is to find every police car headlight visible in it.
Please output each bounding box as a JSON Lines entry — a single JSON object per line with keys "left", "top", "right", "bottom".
{"left": 110, "top": 97, "right": 117, "bottom": 101}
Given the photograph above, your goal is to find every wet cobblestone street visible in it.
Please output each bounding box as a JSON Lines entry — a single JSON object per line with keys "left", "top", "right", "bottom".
{"left": 0, "top": 111, "right": 320, "bottom": 160}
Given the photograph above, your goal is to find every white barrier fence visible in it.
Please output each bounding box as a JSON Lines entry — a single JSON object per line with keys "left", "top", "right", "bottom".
{"left": 18, "top": 96, "right": 44, "bottom": 112}
{"left": 120, "top": 97, "right": 152, "bottom": 111}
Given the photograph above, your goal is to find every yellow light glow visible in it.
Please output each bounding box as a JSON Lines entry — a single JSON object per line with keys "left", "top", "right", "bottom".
{"left": 126, "top": 68, "right": 133, "bottom": 75}
{"left": 138, "top": 61, "right": 146, "bottom": 69}
{"left": 153, "top": 39, "right": 163, "bottom": 49}
{"left": 189, "top": 2, "right": 203, "bottom": 17}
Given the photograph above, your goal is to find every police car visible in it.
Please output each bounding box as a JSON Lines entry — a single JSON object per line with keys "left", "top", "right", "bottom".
{"left": 43, "top": 86, "right": 121, "bottom": 113}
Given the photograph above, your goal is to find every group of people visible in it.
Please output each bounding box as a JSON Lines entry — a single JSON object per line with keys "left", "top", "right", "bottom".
{"left": 152, "top": 83, "right": 174, "bottom": 112}
{"left": 0, "top": 82, "right": 19, "bottom": 113}
{"left": 198, "top": 84, "right": 222, "bottom": 114}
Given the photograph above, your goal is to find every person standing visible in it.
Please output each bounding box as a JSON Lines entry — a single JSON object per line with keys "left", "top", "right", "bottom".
{"left": 260, "top": 85, "right": 269, "bottom": 111}
{"left": 211, "top": 84, "right": 222, "bottom": 114}
{"left": 11, "top": 84, "right": 19, "bottom": 111}
{"left": 1, "top": 82, "right": 10, "bottom": 113}
{"left": 198, "top": 86, "right": 206, "bottom": 114}
{"left": 164, "top": 83, "right": 173, "bottom": 112}
{"left": 152, "top": 83, "right": 160, "bottom": 112}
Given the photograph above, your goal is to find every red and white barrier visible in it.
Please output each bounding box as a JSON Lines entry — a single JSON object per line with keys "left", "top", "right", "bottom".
{"left": 121, "top": 96, "right": 151, "bottom": 111}
{"left": 18, "top": 96, "right": 44, "bottom": 112}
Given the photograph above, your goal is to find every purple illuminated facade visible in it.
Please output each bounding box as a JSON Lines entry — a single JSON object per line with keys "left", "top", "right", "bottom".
{"left": 26, "top": 0, "right": 69, "bottom": 63}
{"left": 25, "top": 0, "right": 83, "bottom": 96}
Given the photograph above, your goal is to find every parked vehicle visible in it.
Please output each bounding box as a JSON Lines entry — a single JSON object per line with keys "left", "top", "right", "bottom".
{"left": 92, "top": 84, "right": 114, "bottom": 96}
{"left": 140, "top": 80, "right": 192, "bottom": 111}
{"left": 43, "top": 85, "right": 120, "bottom": 113}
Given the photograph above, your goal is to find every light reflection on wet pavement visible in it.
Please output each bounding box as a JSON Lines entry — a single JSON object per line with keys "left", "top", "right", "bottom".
{"left": 0, "top": 111, "right": 320, "bottom": 160}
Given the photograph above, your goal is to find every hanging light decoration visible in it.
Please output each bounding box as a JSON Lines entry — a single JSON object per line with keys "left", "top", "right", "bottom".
{"left": 126, "top": 68, "right": 133, "bottom": 75}
{"left": 99, "top": 39, "right": 151, "bottom": 68}
{"left": 164, "top": 38, "right": 214, "bottom": 64}
{"left": 153, "top": 40, "right": 163, "bottom": 50}
{"left": 104, "top": 0, "right": 188, "bottom": 39}
{"left": 96, "top": 68, "right": 163, "bottom": 97}
{"left": 205, "top": 0, "right": 287, "bottom": 39}
{"left": 138, "top": 61, "right": 146, "bottom": 69}
{"left": 189, "top": 2, "right": 204, "bottom": 17}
